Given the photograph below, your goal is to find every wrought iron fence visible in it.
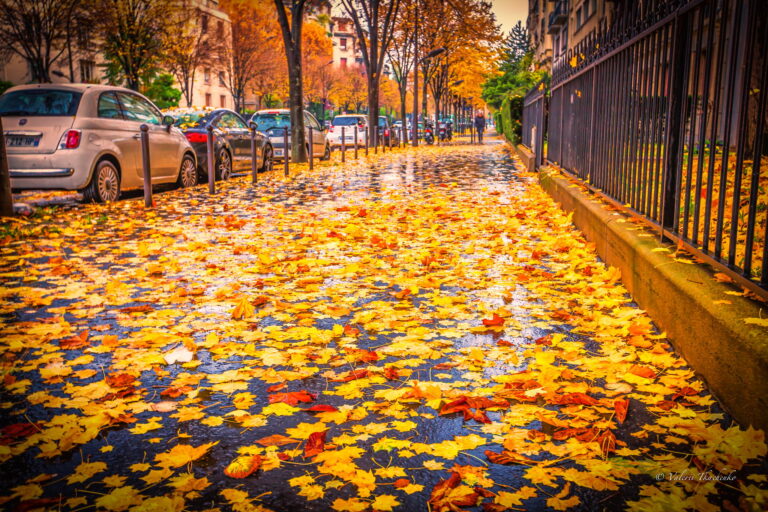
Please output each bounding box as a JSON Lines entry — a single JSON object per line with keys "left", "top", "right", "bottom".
{"left": 522, "top": 81, "right": 547, "bottom": 168}
{"left": 526, "top": 0, "right": 768, "bottom": 296}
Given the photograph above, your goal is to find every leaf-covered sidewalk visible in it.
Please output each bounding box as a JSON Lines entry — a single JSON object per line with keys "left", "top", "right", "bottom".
{"left": 0, "top": 143, "right": 766, "bottom": 512}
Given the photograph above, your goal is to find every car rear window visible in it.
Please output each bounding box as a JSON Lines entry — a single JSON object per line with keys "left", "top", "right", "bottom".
{"left": 173, "top": 111, "right": 211, "bottom": 128}
{"left": 0, "top": 89, "right": 82, "bottom": 116}
{"left": 333, "top": 117, "right": 363, "bottom": 126}
{"left": 252, "top": 113, "right": 290, "bottom": 132}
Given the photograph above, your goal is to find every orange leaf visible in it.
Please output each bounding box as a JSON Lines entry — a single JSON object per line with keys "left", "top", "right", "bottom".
{"left": 484, "top": 450, "right": 535, "bottom": 465}
{"left": 105, "top": 373, "right": 136, "bottom": 388}
{"left": 256, "top": 434, "right": 296, "bottom": 447}
{"left": 629, "top": 365, "right": 656, "bottom": 379}
{"left": 330, "top": 369, "right": 368, "bottom": 382}
{"left": 59, "top": 331, "right": 89, "bottom": 350}
{"left": 394, "top": 478, "right": 410, "bottom": 488}
{"left": 224, "top": 455, "right": 262, "bottom": 479}
{"left": 614, "top": 399, "right": 629, "bottom": 424}
{"left": 384, "top": 367, "right": 400, "bottom": 380}
{"left": 267, "top": 383, "right": 287, "bottom": 393}
{"left": 553, "top": 392, "right": 598, "bottom": 406}
{"left": 597, "top": 430, "right": 616, "bottom": 456}
{"left": 305, "top": 404, "right": 338, "bottom": 413}
{"left": 304, "top": 430, "right": 326, "bottom": 458}
{"left": 269, "top": 391, "right": 316, "bottom": 406}
{"left": 119, "top": 305, "right": 153, "bottom": 313}
{"left": 482, "top": 314, "right": 505, "bottom": 327}
{"left": 496, "top": 339, "right": 513, "bottom": 347}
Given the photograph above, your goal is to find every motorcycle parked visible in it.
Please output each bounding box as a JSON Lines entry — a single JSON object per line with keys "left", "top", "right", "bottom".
{"left": 438, "top": 122, "right": 448, "bottom": 142}
{"left": 425, "top": 122, "right": 435, "bottom": 145}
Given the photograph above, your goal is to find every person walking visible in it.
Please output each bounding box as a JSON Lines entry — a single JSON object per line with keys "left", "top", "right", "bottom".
{"left": 474, "top": 112, "right": 486, "bottom": 143}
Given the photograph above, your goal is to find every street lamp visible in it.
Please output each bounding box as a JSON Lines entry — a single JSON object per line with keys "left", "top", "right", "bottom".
{"left": 320, "top": 59, "right": 334, "bottom": 124}
{"left": 412, "top": 47, "right": 447, "bottom": 147}
{"left": 451, "top": 80, "right": 463, "bottom": 128}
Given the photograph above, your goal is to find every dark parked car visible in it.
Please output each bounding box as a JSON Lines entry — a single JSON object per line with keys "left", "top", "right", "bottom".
{"left": 249, "top": 109, "right": 331, "bottom": 161}
{"left": 172, "top": 108, "right": 273, "bottom": 180}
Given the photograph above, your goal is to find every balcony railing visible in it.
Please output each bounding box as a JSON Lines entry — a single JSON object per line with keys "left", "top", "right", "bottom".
{"left": 548, "top": 1, "right": 568, "bottom": 33}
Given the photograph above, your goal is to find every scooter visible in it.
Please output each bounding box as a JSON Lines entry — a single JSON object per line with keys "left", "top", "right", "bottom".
{"left": 425, "top": 123, "right": 435, "bottom": 145}
{"left": 438, "top": 123, "right": 448, "bottom": 142}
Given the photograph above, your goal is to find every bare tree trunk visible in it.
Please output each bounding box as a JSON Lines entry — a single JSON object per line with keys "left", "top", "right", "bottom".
{"left": 368, "top": 74, "right": 380, "bottom": 146}
{"left": 0, "top": 118, "right": 13, "bottom": 217}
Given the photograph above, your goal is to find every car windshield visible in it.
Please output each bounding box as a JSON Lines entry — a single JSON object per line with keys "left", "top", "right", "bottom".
{"left": 0, "top": 89, "right": 82, "bottom": 116}
{"left": 252, "top": 113, "right": 290, "bottom": 131}
{"left": 333, "top": 117, "right": 362, "bottom": 126}
{"left": 173, "top": 111, "right": 212, "bottom": 129}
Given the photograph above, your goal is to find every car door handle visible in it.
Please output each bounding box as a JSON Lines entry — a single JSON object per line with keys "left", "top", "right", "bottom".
{"left": 132, "top": 134, "right": 142, "bottom": 139}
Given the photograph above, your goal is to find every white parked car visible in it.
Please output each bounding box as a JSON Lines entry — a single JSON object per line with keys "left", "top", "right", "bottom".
{"left": 1, "top": 84, "right": 197, "bottom": 202}
{"left": 328, "top": 114, "right": 367, "bottom": 148}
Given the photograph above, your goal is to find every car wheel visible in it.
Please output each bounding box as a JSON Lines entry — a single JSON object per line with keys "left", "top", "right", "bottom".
{"left": 320, "top": 144, "right": 331, "bottom": 161}
{"left": 216, "top": 148, "right": 232, "bottom": 180}
{"left": 177, "top": 154, "right": 197, "bottom": 188}
{"left": 83, "top": 160, "right": 120, "bottom": 203}
{"left": 260, "top": 146, "right": 273, "bottom": 173}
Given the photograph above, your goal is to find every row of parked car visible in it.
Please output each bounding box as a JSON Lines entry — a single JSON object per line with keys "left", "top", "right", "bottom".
{"left": 0, "top": 83, "right": 404, "bottom": 203}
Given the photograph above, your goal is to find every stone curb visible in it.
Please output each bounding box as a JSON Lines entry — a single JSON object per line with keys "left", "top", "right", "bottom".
{"left": 513, "top": 144, "right": 535, "bottom": 171}
{"left": 538, "top": 167, "right": 768, "bottom": 431}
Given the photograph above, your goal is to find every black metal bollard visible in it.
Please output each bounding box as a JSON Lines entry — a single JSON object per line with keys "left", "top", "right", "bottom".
{"left": 354, "top": 125, "right": 358, "bottom": 159}
{"left": 206, "top": 125, "right": 215, "bottom": 194}
{"left": 374, "top": 127, "right": 378, "bottom": 154}
{"left": 140, "top": 124, "right": 152, "bottom": 208}
{"left": 309, "top": 126, "right": 314, "bottom": 171}
{"left": 283, "top": 127, "right": 289, "bottom": 176}
{"left": 365, "top": 128, "right": 369, "bottom": 156}
{"left": 341, "top": 126, "right": 346, "bottom": 163}
{"left": 250, "top": 128, "right": 258, "bottom": 185}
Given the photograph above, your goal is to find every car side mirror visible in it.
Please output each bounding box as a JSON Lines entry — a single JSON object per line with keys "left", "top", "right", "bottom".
{"left": 162, "top": 115, "right": 174, "bottom": 132}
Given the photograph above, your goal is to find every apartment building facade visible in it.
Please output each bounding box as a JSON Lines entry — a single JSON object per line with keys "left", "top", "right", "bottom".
{"left": 330, "top": 16, "right": 364, "bottom": 70}
{"left": 0, "top": 0, "right": 233, "bottom": 109}
{"left": 528, "top": 0, "right": 615, "bottom": 70}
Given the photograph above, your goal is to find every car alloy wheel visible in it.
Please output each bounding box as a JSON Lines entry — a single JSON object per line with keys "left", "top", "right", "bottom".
{"left": 178, "top": 155, "right": 197, "bottom": 188}
{"left": 96, "top": 162, "right": 120, "bottom": 202}
{"left": 217, "top": 149, "right": 232, "bottom": 180}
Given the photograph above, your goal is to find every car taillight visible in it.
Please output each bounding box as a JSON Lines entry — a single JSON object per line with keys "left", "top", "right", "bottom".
{"left": 59, "top": 129, "right": 81, "bottom": 149}
{"left": 185, "top": 132, "right": 208, "bottom": 143}
{"left": 329, "top": 126, "right": 334, "bottom": 133}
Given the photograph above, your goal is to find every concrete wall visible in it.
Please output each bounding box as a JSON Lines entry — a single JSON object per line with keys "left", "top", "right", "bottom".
{"left": 539, "top": 167, "right": 768, "bottom": 431}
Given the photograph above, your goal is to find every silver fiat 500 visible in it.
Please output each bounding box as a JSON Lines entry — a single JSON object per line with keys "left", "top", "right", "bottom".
{"left": 0, "top": 84, "right": 198, "bottom": 202}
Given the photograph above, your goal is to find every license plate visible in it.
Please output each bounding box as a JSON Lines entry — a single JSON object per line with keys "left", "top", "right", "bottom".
{"left": 275, "top": 149, "right": 284, "bottom": 157}
{"left": 5, "top": 134, "right": 40, "bottom": 147}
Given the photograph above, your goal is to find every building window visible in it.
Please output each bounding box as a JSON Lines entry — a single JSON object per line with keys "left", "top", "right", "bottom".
{"left": 220, "top": 95, "right": 226, "bottom": 107}
{"left": 218, "top": 71, "right": 225, "bottom": 86}
{"left": 540, "top": 19, "right": 545, "bottom": 41}
{"left": 76, "top": 25, "right": 90, "bottom": 50}
{"left": 79, "top": 59, "right": 95, "bottom": 83}
{"left": 217, "top": 20, "right": 224, "bottom": 37}
{"left": 340, "top": 58, "right": 347, "bottom": 69}
{"left": 201, "top": 14, "right": 208, "bottom": 33}
{"left": 340, "top": 37, "right": 347, "bottom": 50}
{"left": 576, "top": 6, "right": 582, "bottom": 28}
{"left": 204, "top": 68, "right": 211, "bottom": 84}
{"left": 205, "top": 93, "right": 212, "bottom": 107}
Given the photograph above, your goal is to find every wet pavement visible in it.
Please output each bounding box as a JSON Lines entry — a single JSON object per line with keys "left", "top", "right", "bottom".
{"left": 0, "top": 139, "right": 766, "bottom": 511}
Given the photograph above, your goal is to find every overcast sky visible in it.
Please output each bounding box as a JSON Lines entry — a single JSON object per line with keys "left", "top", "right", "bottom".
{"left": 490, "top": 0, "right": 528, "bottom": 35}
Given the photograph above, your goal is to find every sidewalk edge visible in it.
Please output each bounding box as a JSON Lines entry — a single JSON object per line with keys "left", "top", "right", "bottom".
{"left": 538, "top": 167, "right": 768, "bottom": 431}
